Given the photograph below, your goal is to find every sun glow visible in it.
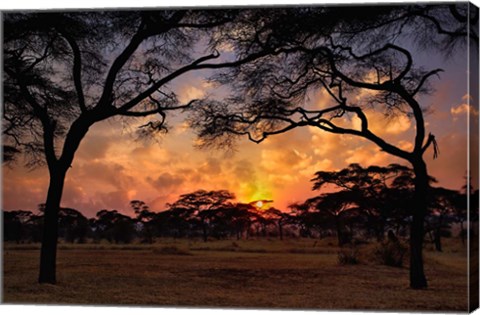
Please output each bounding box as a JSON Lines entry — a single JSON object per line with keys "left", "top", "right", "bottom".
{"left": 255, "top": 200, "right": 264, "bottom": 208}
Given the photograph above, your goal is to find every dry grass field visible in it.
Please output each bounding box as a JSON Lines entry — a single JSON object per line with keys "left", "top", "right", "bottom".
{"left": 3, "top": 238, "right": 469, "bottom": 311}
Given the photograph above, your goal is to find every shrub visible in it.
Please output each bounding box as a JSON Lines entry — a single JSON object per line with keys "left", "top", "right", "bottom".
{"left": 337, "top": 246, "right": 359, "bottom": 265}
{"left": 374, "top": 241, "right": 407, "bottom": 267}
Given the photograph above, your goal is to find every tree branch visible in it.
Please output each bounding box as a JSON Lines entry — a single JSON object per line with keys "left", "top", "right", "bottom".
{"left": 96, "top": 25, "right": 146, "bottom": 109}
{"left": 411, "top": 69, "right": 444, "bottom": 97}
{"left": 324, "top": 42, "right": 412, "bottom": 86}
{"left": 118, "top": 99, "right": 197, "bottom": 117}
{"left": 117, "top": 52, "right": 220, "bottom": 113}
{"left": 18, "top": 80, "right": 58, "bottom": 168}
{"left": 414, "top": 11, "right": 475, "bottom": 44}
{"left": 59, "top": 32, "right": 87, "bottom": 112}
{"left": 21, "top": 38, "right": 55, "bottom": 74}
{"left": 316, "top": 46, "right": 426, "bottom": 155}
{"left": 422, "top": 132, "right": 439, "bottom": 159}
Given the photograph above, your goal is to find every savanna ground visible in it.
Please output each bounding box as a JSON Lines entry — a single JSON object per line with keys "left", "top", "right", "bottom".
{"left": 3, "top": 237, "right": 469, "bottom": 311}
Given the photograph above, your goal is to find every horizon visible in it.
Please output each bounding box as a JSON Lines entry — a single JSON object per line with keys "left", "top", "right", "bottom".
{"left": 2, "top": 7, "right": 478, "bottom": 219}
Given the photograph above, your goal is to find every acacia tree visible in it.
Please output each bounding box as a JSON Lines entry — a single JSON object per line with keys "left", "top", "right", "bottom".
{"left": 93, "top": 209, "right": 136, "bottom": 244}
{"left": 427, "top": 187, "right": 461, "bottom": 252}
{"left": 2, "top": 9, "right": 283, "bottom": 284}
{"left": 3, "top": 210, "right": 38, "bottom": 243}
{"left": 312, "top": 163, "right": 434, "bottom": 241}
{"left": 166, "top": 190, "right": 236, "bottom": 242}
{"left": 190, "top": 4, "right": 477, "bottom": 289}
{"left": 262, "top": 207, "right": 293, "bottom": 240}
{"left": 227, "top": 202, "right": 257, "bottom": 240}
{"left": 301, "top": 191, "right": 362, "bottom": 246}
{"left": 130, "top": 200, "right": 156, "bottom": 243}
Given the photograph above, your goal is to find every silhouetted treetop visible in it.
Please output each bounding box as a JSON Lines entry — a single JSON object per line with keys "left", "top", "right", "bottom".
{"left": 210, "top": 4, "right": 477, "bottom": 60}
{"left": 188, "top": 4, "right": 477, "bottom": 287}
{"left": 3, "top": 8, "right": 291, "bottom": 283}
{"left": 167, "top": 189, "right": 236, "bottom": 213}
{"left": 2, "top": 10, "right": 247, "bottom": 166}
{"left": 191, "top": 4, "right": 476, "bottom": 153}
{"left": 4, "top": 4, "right": 476, "bottom": 288}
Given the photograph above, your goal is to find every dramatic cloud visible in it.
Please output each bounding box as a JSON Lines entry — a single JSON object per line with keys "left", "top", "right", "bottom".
{"left": 3, "top": 41, "right": 474, "bottom": 217}
{"left": 344, "top": 145, "right": 397, "bottom": 167}
{"left": 2, "top": 167, "right": 49, "bottom": 212}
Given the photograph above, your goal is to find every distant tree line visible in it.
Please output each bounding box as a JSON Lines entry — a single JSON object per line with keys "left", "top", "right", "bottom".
{"left": 4, "top": 164, "right": 478, "bottom": 251}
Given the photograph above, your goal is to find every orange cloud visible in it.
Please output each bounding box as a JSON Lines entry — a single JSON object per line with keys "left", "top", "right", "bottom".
{"left": 344, "top": 145, "right": 398, "bottom": 166}
{"left": 3, "top": 59, "right": 474, "bottom": 218}
{"left": 451, "top": 103, "right": 479, "bottom": 118}
{"left": 178, "top": 85, "right": 205, "bottom": 104}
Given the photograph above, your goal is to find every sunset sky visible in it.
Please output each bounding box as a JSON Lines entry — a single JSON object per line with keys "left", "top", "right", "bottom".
{"left": 2, "top": 21, "right": 478, "bottom": 218}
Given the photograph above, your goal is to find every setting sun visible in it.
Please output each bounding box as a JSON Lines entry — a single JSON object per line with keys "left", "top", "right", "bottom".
{"left": 256, "top": 201, "right": 264, "bottom": 208}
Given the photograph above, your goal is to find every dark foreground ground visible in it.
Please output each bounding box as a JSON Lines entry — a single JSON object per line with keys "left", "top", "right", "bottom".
{"left": 3, "top": 238, "right": 469, "bottom": 311}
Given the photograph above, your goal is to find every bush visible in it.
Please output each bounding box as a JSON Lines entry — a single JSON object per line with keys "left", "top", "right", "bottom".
{"left": 440, "top": 228, "right": 452, "bottom": 238}
{"left": 374, "top": 241, "right": 407, "bottom": 267}
{"left": 337, "top": 246, "right": 359, "bottom": 265}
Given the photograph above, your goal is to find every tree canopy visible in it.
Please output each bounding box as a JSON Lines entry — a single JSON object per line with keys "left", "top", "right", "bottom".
{"left": 2, "top": 4, "right": 477, "bottom": 288}
{"left": 187, "top": 4, "right": 478, "bottom": 289}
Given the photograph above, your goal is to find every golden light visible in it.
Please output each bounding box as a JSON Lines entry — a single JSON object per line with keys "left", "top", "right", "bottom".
{"left": 255, "top": 201, "right": 264, "bottom": 208}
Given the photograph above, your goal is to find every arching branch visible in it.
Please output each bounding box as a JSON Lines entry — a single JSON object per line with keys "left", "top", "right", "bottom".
{"left": 59, "top": 32, "right": 87, "bottom": 112}
{"left": 117, "top": 52, "right": 220, "bottom": 114}
{"left": 328, "top": 40, "right": 413, "bottom": 82}
{"left": 411, "top": 69, "right": 444, "bottom": 97}
{"left": 118, "top": 99, "right": 197, "bottom": 117}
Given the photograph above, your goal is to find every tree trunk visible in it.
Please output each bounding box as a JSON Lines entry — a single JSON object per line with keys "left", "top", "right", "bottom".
{"left": 434, "top": 215, "right": 443, "bottom": 252}
{"left": 335, "top": 216, "right": 343, "bottom": 246}
{"left": 38, "top": 167, "right": 67, "bottom": 284}
{"left": 409, "top": 158, "right": 429, "bottom": 289}
{"left": 279, "top": 222, "right": 283, "bottom": 240}
{"left": 37, "top": 116, "right": 91, "bottom": 284}
{"left": 376, "top": 216, "right": 386, "bottom": 242}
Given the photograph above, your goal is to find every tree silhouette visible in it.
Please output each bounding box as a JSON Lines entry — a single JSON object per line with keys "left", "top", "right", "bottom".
{"left": 226, "top": 202, "right": 257, "bottom": 240}
{"left": 4, "top": 210, "right": 34, "bottom": 243}
{"left": 167, "top": 190, "right": 235, "bottom": 242}
{"left": 312, "top": 163, "right": 429, "bottom": 241}
{"left": 2, "top": 9, "right": 282, "bottom": 284}
{"left": 427, "top": 187, "right": 461, "bottom": 252}
{"left": 3, "top": 5, "right": 477, "bottom": 288}
{"left": 190, "top": 4, "right": 477, "bottom": 289}
{"left": 2, "top": 145, "right": 21, "bottom": 163}
{"left": 454, "top": 176, "right": 479, "bottom": 245}
{"left": 3, "top": 210, "right": 44, "bottom": 243}
{"left": 263, "top": 207, "right": 293, "bottom": 240}
{"left": 93, "top": 209, "right": 135, "bottom": 244}
{"left": 130, "top": 200, "right": 156, "bottom": 243}
{"left": 288, "top": 202, "right": 319, "bottom": 238}
{"left": 59, "top": 208, "right": 89, "bottom": 244}
{"left": 37, "top": 204, "right": 90, "bottom": 243}
{"left": 300, "top": 191, "right": 362, "bottom": 246}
